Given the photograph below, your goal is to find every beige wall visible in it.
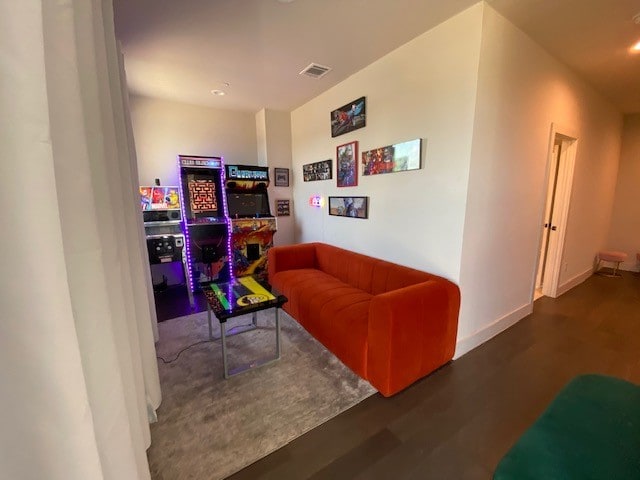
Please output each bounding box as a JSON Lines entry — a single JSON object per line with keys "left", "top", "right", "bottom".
{"left": 256, "top": 109, "right": 295, "bottom": 245}
{"left": 456, "top": 4, "right": 623, "bottom": 355}
{"left": 607, "top": 114, "right": 640, "bottom": 270}
{"left": 130, "top": 95, "right": 258, "bottom": 185}
{"left": 290, "top": 4, "right": 484, "bottom": 281}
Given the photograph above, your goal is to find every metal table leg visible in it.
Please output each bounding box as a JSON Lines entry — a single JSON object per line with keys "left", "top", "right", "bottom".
{"left": 219, "top": 306, "right": 282, "bottom": 378}
{"left": 275, "top": 307, "right": 281, "bottom": 359}
{"left": 207, "top": 302, "right": 213, "bottom": 340}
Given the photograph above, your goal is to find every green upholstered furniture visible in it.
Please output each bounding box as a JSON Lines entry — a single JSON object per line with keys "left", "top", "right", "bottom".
{"left": 494, "top": 374, "right": 640, "bottom": 479}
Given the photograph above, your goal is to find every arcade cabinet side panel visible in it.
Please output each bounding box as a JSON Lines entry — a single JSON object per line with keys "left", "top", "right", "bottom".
{"left": 231, "top": 218, "right": 277, "bottom": 278}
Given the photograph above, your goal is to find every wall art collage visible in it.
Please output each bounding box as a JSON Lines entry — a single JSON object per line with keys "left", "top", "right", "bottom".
{"left": 300, "top": 95, "right": 424, "bottom": 219}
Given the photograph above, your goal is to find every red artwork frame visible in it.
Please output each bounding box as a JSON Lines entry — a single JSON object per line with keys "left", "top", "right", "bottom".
{"left": 336, "top": 140, "right": 358, "bottom": 187}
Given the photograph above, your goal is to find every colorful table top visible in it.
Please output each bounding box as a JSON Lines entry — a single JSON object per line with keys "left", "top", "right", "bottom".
{"left": 203, "top": 275, "right": 287, "bottom": 321}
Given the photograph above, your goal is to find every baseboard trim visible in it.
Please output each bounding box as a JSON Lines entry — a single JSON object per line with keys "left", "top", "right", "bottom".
{"left": 453, "top": 302, "right": 533, "bottom": 360}
{"left": 556, "top": 268, "right": 592, "bottom": 297}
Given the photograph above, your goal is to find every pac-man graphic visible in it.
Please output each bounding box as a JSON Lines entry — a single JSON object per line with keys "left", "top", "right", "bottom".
{"left": 237, "top": 294, "right": 269, "bottom": 306}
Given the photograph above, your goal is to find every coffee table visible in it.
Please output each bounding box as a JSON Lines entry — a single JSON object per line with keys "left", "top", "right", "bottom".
{"left": 202, "top": 275, "right": 287, "bottom": 378}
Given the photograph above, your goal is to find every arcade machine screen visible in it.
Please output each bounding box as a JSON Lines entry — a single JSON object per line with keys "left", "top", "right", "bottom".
{"left": 185, "top": 175, "right": 220, "bottom": 218}
{"left": 227, "top": 193, "right": 270, "bottom": 218}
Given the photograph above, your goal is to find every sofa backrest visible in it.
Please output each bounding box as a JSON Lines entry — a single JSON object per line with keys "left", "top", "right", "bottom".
{"left": 314, "top": 243, "right": 435, "bottom": 295}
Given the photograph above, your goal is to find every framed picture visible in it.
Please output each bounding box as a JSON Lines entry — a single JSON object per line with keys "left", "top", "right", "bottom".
{"left": 331, "top": 96, "right": 366, "bottom": 138}
{"left": 303, "top": 159, "right": 332, "bottom": 182}
{"left": 362, "top": 138, "right": 422, "bottom": 176}
{"left": 336, "top": 141, "right": 358, "bottom": 187}
{"left": 274, "top": 167, "right": 289, "bottom": 187}
{"left": 275, "top": 199, "right": 290, "bottom": 216}
{"left": 328, "top": 196, "right": 368, "bottom": 219}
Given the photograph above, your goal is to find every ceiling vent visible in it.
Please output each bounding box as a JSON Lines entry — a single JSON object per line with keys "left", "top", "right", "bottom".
{"left": 299, "top": 63, "right": 332, "bottom": 79}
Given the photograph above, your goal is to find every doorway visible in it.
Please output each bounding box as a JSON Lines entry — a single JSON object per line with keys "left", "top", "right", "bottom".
{"left": 534, "top": 125, "right": 578, "bottom": 300}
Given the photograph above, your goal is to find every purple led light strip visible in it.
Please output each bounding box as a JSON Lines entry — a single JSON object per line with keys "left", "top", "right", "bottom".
{"left": 219, "top": 157, "right": 234, "bottom": 279}
{"left": 177, "top": 157, "right": 196, "bottom": 293}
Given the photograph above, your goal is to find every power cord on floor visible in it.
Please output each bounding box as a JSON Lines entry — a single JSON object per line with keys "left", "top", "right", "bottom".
{"left": 156, "top": 339, "right": 215, "bottom": 364}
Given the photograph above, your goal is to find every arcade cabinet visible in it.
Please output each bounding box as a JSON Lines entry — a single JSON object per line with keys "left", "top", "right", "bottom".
{"left": 178, "top": 155, "right": 231, "bottom": 292}
{"left": 140, "top": 185, "right": 193, "bottom": 307}
{"left": 224, "top": 164, "right": 277, "bottom": 279}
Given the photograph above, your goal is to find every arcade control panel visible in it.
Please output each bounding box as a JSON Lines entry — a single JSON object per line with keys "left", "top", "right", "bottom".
{"left": 146, "top": 235, "right": 184, "bottom": 265}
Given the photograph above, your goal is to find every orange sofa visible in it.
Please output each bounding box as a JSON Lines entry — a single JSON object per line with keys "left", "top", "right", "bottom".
{"left": 268, "top": 242, "right": 460, "bottom": 397}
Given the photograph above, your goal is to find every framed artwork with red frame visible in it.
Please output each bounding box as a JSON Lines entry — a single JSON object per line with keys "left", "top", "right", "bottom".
{"left": 336, "top": 140, "right": 358, "bottom": 187}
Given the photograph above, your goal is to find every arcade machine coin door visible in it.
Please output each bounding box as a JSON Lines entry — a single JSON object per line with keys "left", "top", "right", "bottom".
{"left": 139, "top": 184, "right": 194, "bottom": 307}
{"left": 224, "top": 164, "right": 277, "bottom": 279}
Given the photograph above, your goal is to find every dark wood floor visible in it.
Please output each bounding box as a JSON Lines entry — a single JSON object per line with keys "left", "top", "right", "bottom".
{"left": 227, "top": 272, "right": 640, "bottom": 479}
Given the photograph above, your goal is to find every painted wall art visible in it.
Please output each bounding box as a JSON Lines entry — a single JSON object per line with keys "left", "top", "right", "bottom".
{"left": 336, "top": 141, "right": 358, "bottom": 187}
{"left": 362, "top": 138, "right": 422, "bottom": 176}
{"left": 275, "top": 199, "right": 291, "bottom": 216}
{"left": 303, "top": 159, "right": 332, "bottom": 181}
{"left": 331, "top": 96, "right": 366, "bottom": 138}
{"left": 328, "top": 196, "right": 369, "bottom": 219}
{"left": 274, "top": 168, "right": 289, "bottom": 187}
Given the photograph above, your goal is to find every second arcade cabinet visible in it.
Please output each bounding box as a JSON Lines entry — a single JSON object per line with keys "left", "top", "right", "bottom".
{"left": 225, "top": 164, "right": 277, "bottom": 279}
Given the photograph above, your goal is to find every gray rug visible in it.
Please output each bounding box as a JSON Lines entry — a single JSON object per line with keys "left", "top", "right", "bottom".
{"left": 148, "top": 307, "right": 377, "bottom": 480}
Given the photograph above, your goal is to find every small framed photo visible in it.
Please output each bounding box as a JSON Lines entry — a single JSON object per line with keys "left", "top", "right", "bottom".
{"left": 303, "top": 159, "right": 332, "bottom": 182}
{"left": 331, "top": 97, "right": 366, "bottom": 138}
{"left": 328, "top": 196, "right": 368, "bottom": 219}
{"left": 274, "top": 168, "right": 289, "bottom": 187}
{"left": 276, "top": 199, "right": 291, "bottom": 216}
{"left": 336, "top": 141, "right": 358, "bottom": 187}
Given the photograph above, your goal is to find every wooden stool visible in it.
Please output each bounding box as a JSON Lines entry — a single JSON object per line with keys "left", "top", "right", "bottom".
{"left": 596, "top": 250, "right": 627, "bottom": 277}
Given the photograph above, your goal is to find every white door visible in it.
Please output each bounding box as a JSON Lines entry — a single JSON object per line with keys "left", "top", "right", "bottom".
{"left": 534, "top": 125, "right": 578, "bottom": 299}
{"left": 536, "top": 142, "right": 561, "bottom": 290}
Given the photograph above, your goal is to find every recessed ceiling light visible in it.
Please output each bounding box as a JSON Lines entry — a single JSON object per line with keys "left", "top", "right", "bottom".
{"left": 211, "top": 90, "right": 226, "bottom": 96}
{"left": 632, "top": 41, "right": 640, "bottom": 51}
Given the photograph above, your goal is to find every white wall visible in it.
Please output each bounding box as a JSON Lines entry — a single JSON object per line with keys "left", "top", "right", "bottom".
{"left": 256, "top": 109, "right": 295, "bottom": 245}
{"left": 130, "top": 95, "right": 258, "bottom": 186}
{"left": 607, "top": 114, "right": 640, "bottom": 270}
{"left": 290, "top": 4, "right": 484, "bottom": 281}
{"left": 456, "top": 4, "right": 623, "bottom": 355}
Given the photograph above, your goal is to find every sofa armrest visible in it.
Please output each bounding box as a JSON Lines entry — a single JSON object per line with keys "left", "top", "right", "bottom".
{"left": 268, "top": 243, "right": 318, "bottom": 280}
{"left": 367, "top": 279, "right": 460, "bottom": 397}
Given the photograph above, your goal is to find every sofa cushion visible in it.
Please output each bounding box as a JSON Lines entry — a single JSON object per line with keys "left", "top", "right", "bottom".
{"left": 315, "top": 243, "right": 434, "bottom": 295}
{"left": 271, "top": 268, "right": 372, "bottom": 377}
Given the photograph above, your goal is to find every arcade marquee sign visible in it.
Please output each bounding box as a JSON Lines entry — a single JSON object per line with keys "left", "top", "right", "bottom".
{"left": 178, "top": 155, "right": 223, "bottom": 169}
{"left": 225, "top": 165, "right": 269, "bottom": 181}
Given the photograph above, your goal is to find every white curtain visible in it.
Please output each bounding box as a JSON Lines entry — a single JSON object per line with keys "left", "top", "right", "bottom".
{"left": 0, "top": 1, "right": 161, "bottom": 479}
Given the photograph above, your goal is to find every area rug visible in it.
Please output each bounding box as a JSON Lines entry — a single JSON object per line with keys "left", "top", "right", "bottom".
{"left": 148, "top": 308, "right": 377, "bottom": 480}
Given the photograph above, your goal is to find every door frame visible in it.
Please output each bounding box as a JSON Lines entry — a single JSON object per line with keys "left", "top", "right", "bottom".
{"left": 534, "top": 122, "right": 578, "bottom": 299}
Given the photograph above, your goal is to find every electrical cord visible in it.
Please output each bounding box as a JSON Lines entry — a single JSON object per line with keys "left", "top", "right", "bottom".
{"left": 156, "top": 339, "right": 215, "bottom": 364}
{"left": 157, "top": 321, "right": 265, "bottom": 364}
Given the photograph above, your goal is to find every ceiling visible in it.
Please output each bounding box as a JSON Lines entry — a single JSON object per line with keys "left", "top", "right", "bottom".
{"left": 113, "top": 0, "right": 640, "bottom": 114}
